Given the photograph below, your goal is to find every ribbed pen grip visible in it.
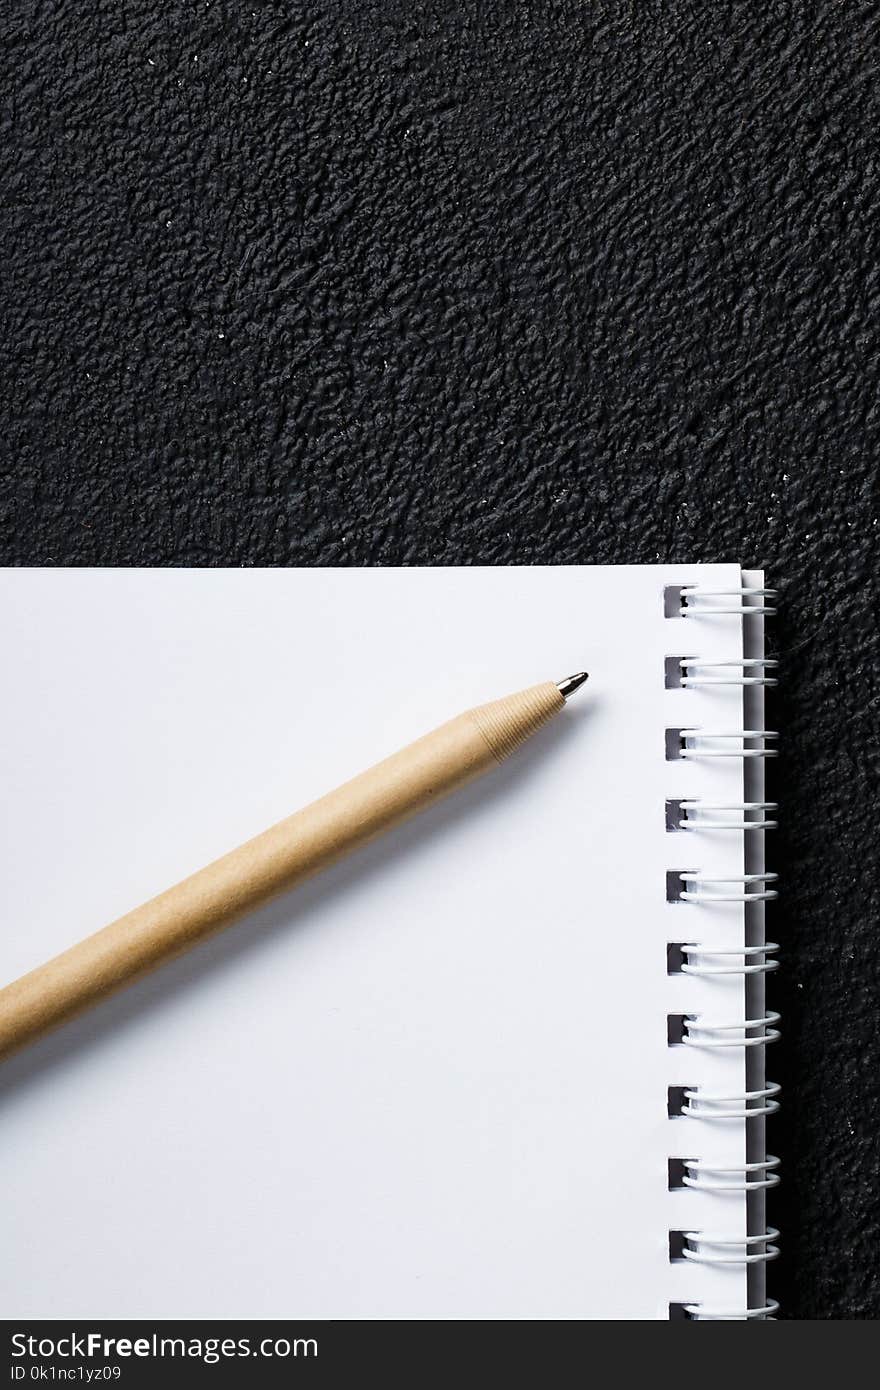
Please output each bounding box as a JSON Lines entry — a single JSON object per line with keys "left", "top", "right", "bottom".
{"left": 468, "top": 682, "right": 564, "bottom": 762}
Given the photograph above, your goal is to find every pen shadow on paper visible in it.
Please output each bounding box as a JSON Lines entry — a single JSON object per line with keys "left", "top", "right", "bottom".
{"left": 0, "top": 702, "right": 594, "bottom": 1104}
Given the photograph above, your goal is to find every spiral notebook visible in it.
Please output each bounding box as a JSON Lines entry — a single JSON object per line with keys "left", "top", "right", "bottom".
{"left": 0, "top": 565, "right": 777, "bottom": 1320}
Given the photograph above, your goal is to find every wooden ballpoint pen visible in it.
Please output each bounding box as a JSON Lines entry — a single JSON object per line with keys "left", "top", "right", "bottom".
{"left": 0, "top": 673, "right": 588, "bottom": 1060}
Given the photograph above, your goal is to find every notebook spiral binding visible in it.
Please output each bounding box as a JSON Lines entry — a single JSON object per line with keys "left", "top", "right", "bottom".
{"left": 679, "top": 943, "right": 780, "bottom": 976}
{"left": 666, "top": 581, "right": 778, "bottom": 1321}
{"left": 679, "top": 729, "right": 778, "bottom": 758}
{"left": 677, "top": 802, "right": 778, "bottom": 831}
{"left": 678, "top": 587, "right": 778, "bottom": 617}
{"left": 681, "top": 1229, "right": 780, "bottom": 1265}
{"left": 683, "top": 1013, "right": 781, "bottom": 1047}
{"left": 681, "top": 1082, "right": 781, "bottom": 1119}
{"left": 683, "top": 1300, "right": 780, "bottom": 1321}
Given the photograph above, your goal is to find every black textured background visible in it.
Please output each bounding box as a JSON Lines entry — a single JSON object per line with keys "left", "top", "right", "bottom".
{"left": 3, "top": 0, "right": 879, "bottom": 1319}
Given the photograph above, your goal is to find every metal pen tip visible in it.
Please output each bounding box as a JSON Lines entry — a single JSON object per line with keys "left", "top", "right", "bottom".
{"left": 556, "top": 671, "right": 589, "bottom": 700}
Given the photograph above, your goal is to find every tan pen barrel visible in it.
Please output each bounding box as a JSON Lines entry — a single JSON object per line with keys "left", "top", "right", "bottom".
{"left": 0, "top": 681, "right": 567, "bottom": 1061}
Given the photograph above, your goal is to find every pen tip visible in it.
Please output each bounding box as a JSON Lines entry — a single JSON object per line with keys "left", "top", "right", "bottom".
{"left": 556, "top": 671, "right": 589, "bottom": 700}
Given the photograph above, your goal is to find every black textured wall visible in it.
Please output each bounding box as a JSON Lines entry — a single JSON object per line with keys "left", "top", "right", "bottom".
{"left": 3, "top": 1, "right": 879, "bottom": 1319}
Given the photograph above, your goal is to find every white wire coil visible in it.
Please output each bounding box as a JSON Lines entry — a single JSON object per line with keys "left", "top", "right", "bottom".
{"left": 678, "top": 586, "right": 778, "bottom": 617}
{"left": 683, "top": 1299, "right": 779, "bottom": 1320}
{"left": 677, "top": 800, "right": 778, "bottom": 831}
{"left": 682, "top": 1013, "right": 781, "bottom": 1048}
{"left": 681, "top": 1083, "right": 781, "bottom": 1120}
{"left": 680, "top": 1156, "right": 781, "bottom": 1192}
{"left": 679, "top": 729, "right": 779, "bottom": 759}
{"left": 678, "top": 872, "right": 779, "bottom": 904}
{"left": 680, "top": 658, "right": 779, "bottom": 687}
{"left": 666, "top": 576, "right": 779, "bottom": 1318}
{"left": 680, "top": 1229, "right": 780, "bottom": 1266}
{"left": 679, "top": 943, "right": 780, "bottom": 976}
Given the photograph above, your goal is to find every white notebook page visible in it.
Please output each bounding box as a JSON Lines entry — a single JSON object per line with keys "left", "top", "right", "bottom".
{"left": 0, "top": 565, "right": 755, "bottom": 1318}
